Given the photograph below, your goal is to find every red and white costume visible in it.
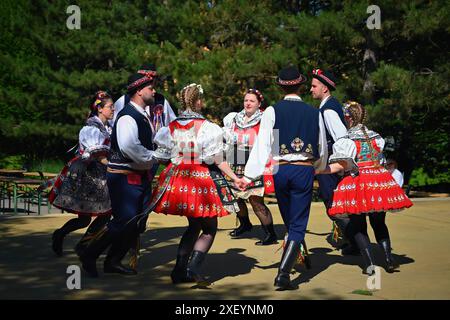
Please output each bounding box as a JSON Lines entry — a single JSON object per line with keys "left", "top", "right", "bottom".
{"left": 150, "top": 111, "right": 238, "bottom": 217}
{"left": 223, "top": 109, "right": 275, "bottom": 199}
{"left": 328, "top": 124, "right": 413, "bottom": 216}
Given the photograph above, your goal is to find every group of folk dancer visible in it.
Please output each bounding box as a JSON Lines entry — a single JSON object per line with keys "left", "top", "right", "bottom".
{"left": 48, "top": 63, "right": 413, "bottom": 290}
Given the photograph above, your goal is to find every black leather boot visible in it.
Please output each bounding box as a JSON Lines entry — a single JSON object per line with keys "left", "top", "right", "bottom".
{"left": 341, "top": 242, "right": 361, "bottom": 256}
{"left": 186, "top": 250, "right": 209, "bottom": 286}
{"left": 79, "top": 228, "right": 115, "bottom": 278}
{"left": 52, "top": 229, "right": 64, "bottom": 257}
{"left": 74, "top": 232, "right": 95, "bottom": 257}
{"left": 229, "top": 216, "right": 253, "bottom": 238}
{"left": 255, "top": 223, "right": 278, "bottom": 246}
{"left": 171, "top": 254, "right": 194, "bottom": 284}
{"left": 76, "top": 216, "right": 111, "bottom": 257}
{"left": 379, "top": 238, "right": 399, "bottom": 273}
{"left": 104, "top": 230, "right": 138, "bottom": 275}
{"left": 360, "top": 247, "right": 376, "bottom": 276}
{"left": 274, "top": 240, "right": 301, "bottom": 290}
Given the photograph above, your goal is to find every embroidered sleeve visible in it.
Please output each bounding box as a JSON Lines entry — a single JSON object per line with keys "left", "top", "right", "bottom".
{"left": 329, "top": 138, "right": 358, "bottom": 173}
{"left": 79, "top": 126, "right": 110, "bottom": 161}
{"left": 154, "top": 126, "right": 174, "bottom": 160}
{"left": 198, "top": 122, "right": 224, "bottom": 164}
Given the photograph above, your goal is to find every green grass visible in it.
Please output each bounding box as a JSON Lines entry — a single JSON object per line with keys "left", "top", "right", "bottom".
{"left": 351, "top": 289, "right": 374, "bottom": 296}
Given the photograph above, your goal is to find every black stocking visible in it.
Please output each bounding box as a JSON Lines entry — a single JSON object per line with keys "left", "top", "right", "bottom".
{"left": 248, "top": 196, "right": 273, "bottom": 226}
{"left": 236, "top": 199, "right": 249, "bottom": 218}
{"left": 177, "top": 218, "right": 202, "bottom": 257}
{"left": 368, "top": 212, "right": 390, "bottom": 242}
{"left": 59, "top": 215, "right": 91, "bottom": 237}
{"left": 193, "top": 217, "right": 218, "bottom": 253}
{"left": 348, "top": 214, "right": 370, "bottom": 250}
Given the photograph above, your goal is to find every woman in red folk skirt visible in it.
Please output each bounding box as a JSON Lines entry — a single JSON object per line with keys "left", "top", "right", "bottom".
{"left": 150, "top": 83, "right": 242, "bottom": 285}
{"left": 222, "top": 88, "right": 278, "bottom": 246}
{"left": 318, "top": 101, "right": 412, "bottom": 276}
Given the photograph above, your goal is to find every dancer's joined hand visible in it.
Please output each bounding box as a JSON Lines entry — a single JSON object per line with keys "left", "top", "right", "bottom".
{"left": 233, "top": 178, "right": 247, "bottom": 191}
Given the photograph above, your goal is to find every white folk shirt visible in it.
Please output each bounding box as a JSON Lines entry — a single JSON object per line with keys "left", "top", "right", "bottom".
{"left": 244, "top": 95, "right": 328, "bottom": 180}
{"left": 78, "top": 116, "right": 110, "bottom": 160}
{"left": 115, "top": 101, "right": 157, "bottom": 171}
{"left": 320, "top": 95, "right": 348, "bottom": 142}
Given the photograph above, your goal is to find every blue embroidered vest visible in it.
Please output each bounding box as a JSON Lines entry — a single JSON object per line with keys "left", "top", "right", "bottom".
{"left": 320, "top": 96, "right": 347, "bottom": 153}
{"left": 110, "top": 103, "right": 154, "bottom": 164}
{"left": 272, "top": 99, "right": 320, "bottom": 160}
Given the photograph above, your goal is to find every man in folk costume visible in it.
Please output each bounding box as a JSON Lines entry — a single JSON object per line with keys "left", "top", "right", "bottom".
{"left": 80, "top": 72, "right": 158, "bottom": 277}
{"left": 243, "top": 66, "right": 328, "bottom": 290}
{"left": 112, "top": 64, "right": 176, "bottom": 142}
{"left": 310, "top": 68, "right": 358, "bottom": 255}
{"left": 113, "top": 64, "right": 177, "bottom": 184}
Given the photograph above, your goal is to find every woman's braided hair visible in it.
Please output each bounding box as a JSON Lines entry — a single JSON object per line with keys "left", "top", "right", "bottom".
{"left": 179, "top": 83, "right": 203, "bottom": 111}
{"left": 344, "top": 101, "right": 380, "bottom": 166}
{"left": 345, "top": 101, "right": 366, "bottom": 127}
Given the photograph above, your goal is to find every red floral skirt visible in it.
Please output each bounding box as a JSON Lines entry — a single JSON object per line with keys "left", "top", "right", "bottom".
{"left": 328, "top": 166, "right": 413, "bottom": 216}
{"left": 151, "top": 161, "right": 236, "bottom": 218}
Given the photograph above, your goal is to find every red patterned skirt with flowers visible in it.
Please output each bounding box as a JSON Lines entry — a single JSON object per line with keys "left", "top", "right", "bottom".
{"left": 151, "top": 160, "right": 238, "bottom": 218}
{"left": 328, "top": 164, "right": 413, "bottom": 217}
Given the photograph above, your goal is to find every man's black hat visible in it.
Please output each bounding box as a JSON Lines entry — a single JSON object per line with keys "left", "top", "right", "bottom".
{"left": 312, "top": 69, "right": 337, "bottom": 91}
{"left": 276, "top": 66, "right": 307, "bottom": 86}
{"left": 127, "top": 73, "right": 154, "bottom": 95}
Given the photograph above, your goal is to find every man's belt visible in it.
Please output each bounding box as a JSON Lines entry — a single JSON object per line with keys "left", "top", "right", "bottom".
{"left": 277, "top": 160, "right": 314, "bottom": 166}
{"left": 107, "top": 167, "right": 149, "bottom": 175}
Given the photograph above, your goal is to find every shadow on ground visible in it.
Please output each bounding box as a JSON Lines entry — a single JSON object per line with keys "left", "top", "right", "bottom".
{"left": 0, "top": 217, "right": 414, "bottom": 300}
{"left": 0, "top": 217, "right": 272, "bottom": 299}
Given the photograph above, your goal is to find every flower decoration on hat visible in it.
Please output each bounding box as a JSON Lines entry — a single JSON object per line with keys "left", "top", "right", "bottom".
{"left": 312, "top": 68, "right": 336, "bottom": 91}
{"left": 137, "top": 69, "right": 157, "bottom": 81}
{"left": 127, "top": 74, "right": 154, "bottom": 93}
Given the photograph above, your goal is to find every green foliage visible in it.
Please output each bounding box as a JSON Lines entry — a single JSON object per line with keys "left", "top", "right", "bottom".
{"left": 0, "top": 0, "right": 448, "bottom": 183}
{"left": 0, "top": 155, "right": 25, "bottom": 169}
{"left": 30, "top": 158, "right": 65, "bottom": 174}
{"left": 409, "top": 168, "right": 450, "bottom": 187}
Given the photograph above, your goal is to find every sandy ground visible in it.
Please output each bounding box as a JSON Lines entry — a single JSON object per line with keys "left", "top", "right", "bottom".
{"left": 1, "top": 198, "right": 449, "bottom": 300}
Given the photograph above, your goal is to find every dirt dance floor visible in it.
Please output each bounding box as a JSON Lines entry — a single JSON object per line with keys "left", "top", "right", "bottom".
{"left": 1, "top": 198, "right": 449, "bottom": 300}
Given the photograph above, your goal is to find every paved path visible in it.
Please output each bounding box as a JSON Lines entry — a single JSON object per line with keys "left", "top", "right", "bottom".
{"left": 1, "top": 199, "right": 449, "bottom": 300}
